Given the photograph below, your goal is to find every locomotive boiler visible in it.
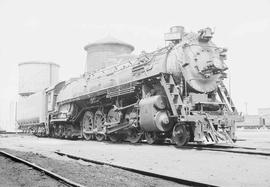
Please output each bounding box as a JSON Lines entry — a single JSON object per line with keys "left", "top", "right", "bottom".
{"left": 17, "top": 26, "right": 239, "bottom": 146}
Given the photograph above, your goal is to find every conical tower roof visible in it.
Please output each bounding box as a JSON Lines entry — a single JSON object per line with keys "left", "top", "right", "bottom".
{"left": 84, "top": 36, "right": 135, "bottom": 73}
{"left": 84, "top": 36, "right": 134, "bottom": 52}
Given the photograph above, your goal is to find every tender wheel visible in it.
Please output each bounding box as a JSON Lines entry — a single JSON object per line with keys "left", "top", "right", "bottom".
{"left": 145, "top": 132, "right": 159, "bottom": 144}
{"left": 58, "top": 126, "right": 65, "bottom": 139}
{"left": 94, "top": 109, "right": 106, "bottom": 141}
{"left": 81, "top": 111, "right": 94, "bottom": 140}
{"left": 95, "top": 133, "right": 106, "bottom": 141}
{"left": 172, "top": 124, "right": 190, "bottom": 147}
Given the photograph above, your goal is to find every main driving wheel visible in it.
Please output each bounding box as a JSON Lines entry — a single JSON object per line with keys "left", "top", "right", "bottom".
{"left": 94, "top": 109, "right": 106, "bottom": 141}
{"left": 107, "top": 108, "right": 122, "bottom": 142}
{"left": 124, "top": 107, "right": 142, "bottom": 143}
{"left": 107, "top": 108, "right": 121, "bottom": 123}
{"left": 172, "top": 124, "right": 190, "bottom": 147}
{"left": 81, "top": 111, "right": 94, "bottom": 140}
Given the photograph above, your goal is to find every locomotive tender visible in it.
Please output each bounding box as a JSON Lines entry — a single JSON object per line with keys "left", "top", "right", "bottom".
{"left": 17, "top": 26, "right": 239, "bottom": 146}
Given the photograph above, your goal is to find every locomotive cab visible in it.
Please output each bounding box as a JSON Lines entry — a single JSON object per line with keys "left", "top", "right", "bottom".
{"left": 45, "top": 81, "right": 65, "bottom": 113}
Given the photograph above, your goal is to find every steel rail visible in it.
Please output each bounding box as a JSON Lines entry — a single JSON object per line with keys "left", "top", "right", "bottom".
{"left": 55, "top": 151, "right": 217, "bottom": 187}
{"left": 121, "top": 140, "right": 270, "bottom": 156}
{"left": 0, "top": 150, "right": 85, "bottom": 187}
{"left": 132, "top": 140, "right": 270, "bottom": 157}
{"left": 0, "top": 131, "right": 24, "bottom": 134}
{"left": 180, "top": 145, "right": 270, "bottom": 156}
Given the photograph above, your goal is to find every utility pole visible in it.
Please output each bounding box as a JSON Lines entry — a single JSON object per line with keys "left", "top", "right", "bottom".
{"left": 244, "top": 102, "right": 248, "bottom": 115}
{"left": 228, "top": 71, "right": 232, "bottom": 106}
{"left": 15, "top": 101, "right": 17, "bottom": 133}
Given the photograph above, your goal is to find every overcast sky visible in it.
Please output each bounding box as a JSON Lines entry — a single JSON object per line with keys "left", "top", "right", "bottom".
{"left": 0, "top": 0, "right": 270, "bottom": 126}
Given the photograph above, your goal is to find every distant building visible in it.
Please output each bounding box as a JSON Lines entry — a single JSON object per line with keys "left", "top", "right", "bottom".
{"left": 236, "top": 115, "right": 260, "bottom": 127}
{"left": 236, "top": 108, "right": 270, "bottom": 128}
{"left": 258, "top": 108, "right": 270, "bottom": 125}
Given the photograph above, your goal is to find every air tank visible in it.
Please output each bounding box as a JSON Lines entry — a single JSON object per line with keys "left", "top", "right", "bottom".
{"left": 18, "top": 62, "right": 60, "bottom": 96}
{"left": 84, "top": 36, "right": 134, "bottom": 73}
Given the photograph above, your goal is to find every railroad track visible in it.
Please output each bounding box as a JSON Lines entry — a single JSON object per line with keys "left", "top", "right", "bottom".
{"left": 179, "top": 144, "right": 270, "bottom": 156}
{"left": 105, "top": 140, "right": 270, "bottom": 157}
{"left": 7, "top": 133, "right": 270, "bottom": 157}
{"left": 0, "top": 150, "right": 85, "bottom": 187}
{"left": 55, "top": 151, "right": 216, "bottom": 187}
{"left": 117, "top": 141, "right": 270, "bottom": 157}
{"left": 35, "top": 134, "right": 270, "bottom": 157}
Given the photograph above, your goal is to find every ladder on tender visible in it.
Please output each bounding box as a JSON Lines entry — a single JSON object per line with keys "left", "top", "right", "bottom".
{"left": 160, "top": 74, "right": 184, "bottom": 117}
{"left": 217, "top": 82, "right": 236, "bottom": 113}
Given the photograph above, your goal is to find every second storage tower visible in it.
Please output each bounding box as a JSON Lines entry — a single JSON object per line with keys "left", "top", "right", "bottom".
{"left": 17, "top": 61, "right": 60, "bottom": 131}
{"left": 18, "top": 62, "right": 60, "bottom": 96}
{"left": 84, "top": 36, "right": 134, "bottom": 73}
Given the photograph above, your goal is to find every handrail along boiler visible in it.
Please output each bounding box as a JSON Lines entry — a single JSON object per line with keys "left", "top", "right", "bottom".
{"left": 18, "top": 26, "right": 239, "bottom": 146}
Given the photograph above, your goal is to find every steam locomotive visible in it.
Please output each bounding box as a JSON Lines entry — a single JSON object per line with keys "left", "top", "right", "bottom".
{"left": 17, "top": 26, "right": 239, "bottom": 146}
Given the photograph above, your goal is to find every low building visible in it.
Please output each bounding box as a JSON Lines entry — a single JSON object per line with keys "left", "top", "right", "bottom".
{"left": 258, "top": 108, "right": 270, "bottom": 125}
{"left": 236, "top": 108, "right": 270, "bottom": 129}
{"left": 236, "top": 115, "right": 260, "bottom": 128}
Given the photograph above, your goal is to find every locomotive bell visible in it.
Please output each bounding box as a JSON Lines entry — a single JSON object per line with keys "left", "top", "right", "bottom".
{"left": 84, "top": 36, "right": 134, "bottom": 73}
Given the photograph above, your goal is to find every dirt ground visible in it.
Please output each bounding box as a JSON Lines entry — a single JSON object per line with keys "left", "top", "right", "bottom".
{"left": 0, "top": 152, "right": 66, "bottom": 187}
{"left": 0, "top": 149, "right": 183, "bottom": 187}
{"left": 235, "top": 129, "right": 270, "bottom": 149}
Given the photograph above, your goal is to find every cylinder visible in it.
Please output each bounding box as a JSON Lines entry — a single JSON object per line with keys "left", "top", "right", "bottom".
{"left": 139, "top": 96, "right": 172, "bottom": 132}
{"left": 18, "top": 62, "right": 60, "bottom": 96}
{"left": 84, "top": 36, "right": 134, "bottom": 73}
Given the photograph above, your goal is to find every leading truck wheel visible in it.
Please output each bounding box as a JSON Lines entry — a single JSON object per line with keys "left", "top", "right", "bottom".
{"left": 125, "top": 128, "right": 143, "bottom": 143}
{"left": 145, "top": 132, "right": 159, "bottom": 144}
{"left": 172, "top": 124, "right": 190, "bottom": 147}
{"left": 108, "top": 133, "right": 122, "bottom": 142}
